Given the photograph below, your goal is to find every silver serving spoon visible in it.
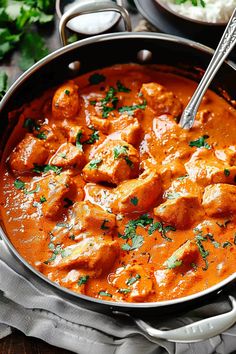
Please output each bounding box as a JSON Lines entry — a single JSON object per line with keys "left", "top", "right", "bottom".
{"left": 179, "top": 8, "right": 236, "bottom": 129}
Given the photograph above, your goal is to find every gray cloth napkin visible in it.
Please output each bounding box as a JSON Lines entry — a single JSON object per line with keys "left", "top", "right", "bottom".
{"left": 1, "top": 240, "right": 236, "bottom": 353}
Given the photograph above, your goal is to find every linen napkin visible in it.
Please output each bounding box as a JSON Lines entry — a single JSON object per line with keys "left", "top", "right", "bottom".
{"left": 1, "top": 239, "right": 236, "bottom": 354}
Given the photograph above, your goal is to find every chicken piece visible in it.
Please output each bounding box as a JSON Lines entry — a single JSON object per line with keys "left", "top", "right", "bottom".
{"left": 111, "top": 169, "right": 161, "bottom": 214}
{"left": 110, "top": 265, "right": 153, "bottom": 302}
{"left": 140, "top": 82, "right": 182, "bottom": 118}
{"left": 154, "top": 241, "right": 201, "bottom": 299}
{"left": 52, "top": 81, "right": 80, "bottom": 119}
{"left": 49, "top": 237, "right": 119, "bottom": 276}
{"left": 49, "top": 142, "right": 86, "bottom": 168}
{"left": 70, "top": 201, "right": 116, "bottom": 236}
{"left": 83, "top": 139, "right": 139, "bottom": 185}
{"left": 164, "top": 240, "right": 199, "bottom": 270}
{"left": 185, "top": 149, "right": 236, "bottom": 186}
{"left": 215, "top": 146, "right": 236, "bottom": 166}
{"left": 9, "top": 134, "right": 49, "bottom": 173}
{"left": 202, "top": 184, "right": 236, "bottom": 217}
{"left": 154, "top": 194, "right": 201, "bottom": 229}
{"left": 40, "top": 172, "right": 74, "bottom": 218}
{"left": 89, "top": 115, "right": 110, "bottom": 134}
{"left": 110, "top": 112, "right": 143, "bottom": 145}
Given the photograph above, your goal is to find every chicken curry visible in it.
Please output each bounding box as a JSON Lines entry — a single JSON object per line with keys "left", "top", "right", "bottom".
{"left": 1, "top": 64, "right": 236, "bottom": 303}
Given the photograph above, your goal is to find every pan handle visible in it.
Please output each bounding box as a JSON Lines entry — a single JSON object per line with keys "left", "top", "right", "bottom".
{"left": 58, "top": 0, "right": 132, "bottom": 46}
{"left": 114, "top": 296, "right": 236, "bottom": 343}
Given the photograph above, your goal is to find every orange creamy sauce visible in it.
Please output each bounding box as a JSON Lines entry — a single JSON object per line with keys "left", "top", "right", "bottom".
{"left": 1, "top": 64, "right": 236, "bottom": 303}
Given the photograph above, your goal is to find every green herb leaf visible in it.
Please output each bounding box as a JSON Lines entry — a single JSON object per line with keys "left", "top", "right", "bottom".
{"left": 130, "top": 196, "right": 138, "bottom": 206}
{"left": 148, "top": 222, "right": 175, "bottom": 241}
{"left": 114, "top": 145, "right": 129, "bottom": 159}
{"left": 64, "top": 89, "right": 70, "bottom": 96}
{"left": 189, "top": 135, "right": 211, "bottom": 149}
{"left": 78, "top": 275, "right": 89, "bottom": 286}
{"left": 40, "top": 195, "right": 46, "bottom": 203}
{"left": 165, "top": 255, "right": 183, "bottom": 269}
{"left": 19, "top": 32, "right": 49, "bottom": 71}
{"left": 84, "top": 126, "right": 99, "bottom": 145}
{"left": 224, "top": 169, "right": 230, "bottom": 177}
{"left": 118, "top": 288, "right": 131, "bottom": 294}
{"left": 98, "top": 291, "right": 112, "bottom": 297}
{"left": 76, "top": 130, "right": 83, "bottom": 151}
{"left": 166, "top": 192, "right": 181, "bottom": 200}
{"left": 88, "top": 157, "right": 103, "bottom": 170}
{"left": 118, "top": 101, "right": 147, "bottom": 114}
{"left": 23, "top": 117, "right": 40, "bottom": 131}
{"left": 222, "top": 241, "right": 232, "bottom": 248}
{"left": 101, "top": 219, "right": 109, "bottom": 230}
{"left": 126, "top": 274, "right": 141, "bottom": 286}
{"left": 14, "top": 179, "right": 25, "bottom": 190}
{"left": 36, "top": 131, "right": 47, "bottom": 140}
{"left": 0, "top": 71, "right": 8, "bottom": 100}
{"left": 89, "top": 73, "right": 106, "bottom": 85}
{"left": 24, "top": 183, "right": 40, "bottom": 194}
{"left": 116, "top": 80, "right": 131, "bottom": 93}
{"left": 33, "top": 164, "right": 62, "bottom": 175}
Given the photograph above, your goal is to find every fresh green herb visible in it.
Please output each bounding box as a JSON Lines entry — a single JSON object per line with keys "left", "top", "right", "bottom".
{"left": 121, "top": 235, "right": 144, "bottom": 251}
{"left": 40, "top": 195, "right": 46, "bottom": 203}
{"left": 194, "top": 230, "right": 209, "bottom": 270}
{"left": 101, "top": 87, "right": 118, "bottom": 118}
{"left": 116, "top": 80, "right": 131, "bottom": 93}
{"left": 24, "top": 184, "right": 40, "bottom": 195}
{"left": 69, "top": 235, "right": 75, "bottom": 241}
{"left": 23, "top": 117, "right": 40, "bottom": 132}
{"left": 64, "top": 89, "right": 70, "bottom": 95}
{"left": 166, "top": 192, "right": 181, "bottom": 200}
{"left": 44, "top": 253, "right": 56, "bottom": 264}
{"left": 130, "top": 196, "right": 138, "bottom": 206}
{"left": 224, "top": 169, "right": 230, "bottom": 177}
{"left": 101, "top": 219, "right": 109, "bottom": 230}
{"left": 205, "top": 232, "right": 220, "bottom": 248}
{"left": 56, "top": 222, "right": 72, "bottom": 229}
{"left": 33, "top": 164, "right": 62, "bottom": 175}
{"left": 76, "top": 130, "right": 83, "bottom": 151}
{"left": 14, "top": 179, "right": 25, "bottom": 190}
{"left": 118, "top": 288, "right": 131, "bottom": 294}
{"left": 148, "top": 222, "right": 175, "bottom": 242}
{"left": 222, "top": 241, "right": 232, "bottom": 248}
{"left": 63, "top": 198, "right": 73, "bottom": 208}
{"left": 78, "top": 275, "right": 89, "bottom": 286}
{"left": 88, "top": 157, "right": 103, "bottom": 170}
{"left": 165, "top": 254, "right": 183, "bottom": 269}
{"left": 114, "top": 145, "right": 129, "bottom": 159}
{"left": 175, "top": 0, "right": 205, "bottom": 7}
{"left": 89, "top": 73, "right": 106, "bottom": 85}
{"left": 48, "top": 242, "right": 55, "bottom": 251}
{"left": 67, "top": 34, "right": 78, "bottom": 44}
{"left": 126, "top": 274, "right": 141, "bottom": 286}
{"left": 90, "top": 100, "right": 97, "bottom": 106}
{"left": 61, "top": 248, "right": 72, "bottom": 258}
{"left": 0, "top": 72, "right": 8, "bottom": 100}
{"left": 36, "top": 131, "right": 47, "bottom": 140}
{"left": 189, "top": 135, "right": 211, "bottom": 149}
{"left": 98, "top": 291, "right": 112, "bottom": 297}
{"left": 118, "top": 101, "right": 147, "bottom": 114}
{"left": 84, "top": 126, "right": 99, "bottom": 145}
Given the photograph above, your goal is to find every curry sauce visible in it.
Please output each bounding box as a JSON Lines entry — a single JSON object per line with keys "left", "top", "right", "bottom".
{"left": 1, "top": 64, "right": 236, "bottom": 302}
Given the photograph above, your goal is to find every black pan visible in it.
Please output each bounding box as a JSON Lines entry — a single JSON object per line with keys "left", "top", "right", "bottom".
{"left": 1, "top": 0, "right": 236, "bottom": 343}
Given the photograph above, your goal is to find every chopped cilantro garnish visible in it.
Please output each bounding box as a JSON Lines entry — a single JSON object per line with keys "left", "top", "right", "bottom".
{"left": 36, "top": 131, "right": 47, "bottom": 140}
{"left": 101, "top": 219, "right": 109, "bottom": 230}
{"left": 189, "top": 135, "right": 211, "bottom": 149}
{"left": 84, "top": 126, "right": 99, "bottom": 145}
{"left": 40, "top": 195, "right": 47, "bottom": 203}
{"left": 165, "top": 254, "right": 183, "bottom": 269}
{"left": 63, "top": 198, "right": 73, "bottom": 208}
{"left": 98, "top": 291, "right": 112, "bottom": 297}
{"left": 130, "top": 196, "right": 138, "bottom": 206}
{"left": 118, "top": 101, "right": 147, "bottom": 114}
{"left": 89, "top": 73, "right": 106, "bottom": 85}
{"left": 24, "top": 184, "right": 40, "bottom": 195}
{"left": 224, "top": 169, "right": 230, "bottom": 177}
{"left": 166, "top": 192, "right": 181, "bottom": 200}
{"left": 148, "top": 222, "right": 175, "bottom": 242}
{"left": 126, "top": 274, "right": 141, "bottom": 286}
{"left": 175, "top": 0, "right": 206, "bottom": 7}
{"left": 78, "top": 275, "right": 89, "bottom": 286}
{"left": 64, "top": 89, "right": 70, "bottom": 95}
{"left": 118, "top": 288, "right": 131, "bottom": 294}
{"left": 23, "top": 118, "right": 40, "bottom": 132}
{"left": 14, "top": 179, "right": 25, "bottom": 190}
{"left": 121, "top": 235, "right": 144, "bottom": 251}
{"left": 88, "top": 157, "right": 103, "bottom": 170}
{"left": 76, "top": 130, "right": 83, "bottom": 151}
{"left": 222, "top": 241, "right": 232, "bottom": 248}
{"left": 116, "top": 80, "right": 131, "bottom": 93}
{"left": 33, "top": 164, "right": 62, "bottom": 175}
{"left": 194, "top": 229, "right": 209, "bottom": 270}
{"left": 114, "top": 145, "right": 129, "bottom": 159}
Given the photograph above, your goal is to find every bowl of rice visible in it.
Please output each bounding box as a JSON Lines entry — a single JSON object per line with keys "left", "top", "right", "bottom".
{"left": 155, "top": 0, "right": 236, "bottom": 25}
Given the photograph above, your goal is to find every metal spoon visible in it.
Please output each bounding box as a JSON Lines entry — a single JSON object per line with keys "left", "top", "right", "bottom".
{"left": 179, "top": 8, "right": 236, "bottom": 129}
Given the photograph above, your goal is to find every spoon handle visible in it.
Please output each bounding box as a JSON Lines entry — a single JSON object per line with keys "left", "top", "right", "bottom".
{"left": 179, "top": 8, "right": 236, "bottom": 129}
